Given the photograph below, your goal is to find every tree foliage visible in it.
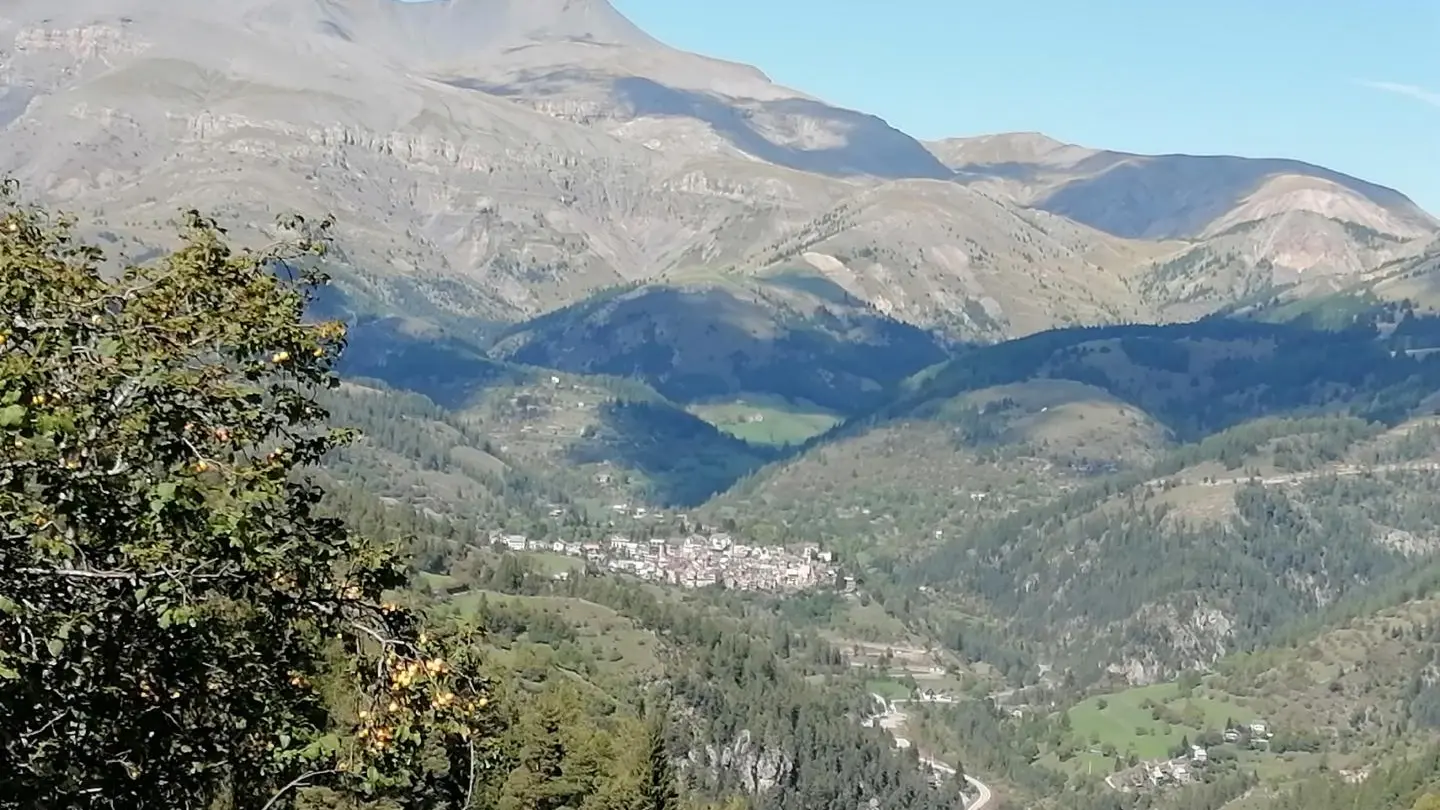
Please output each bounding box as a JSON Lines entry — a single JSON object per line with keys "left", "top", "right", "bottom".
{"left": 0, "top": 186, "right": 495, "bottom": 808}
{"left": 635, "top": 710, "right": 679, "bottom": 810}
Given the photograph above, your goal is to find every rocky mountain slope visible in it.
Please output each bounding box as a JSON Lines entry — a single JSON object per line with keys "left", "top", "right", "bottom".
{"left": 0, "top": 0, "right": 948, "bottom": 327}
{"left": 930, "top": 132, "right": 1435, "bottom": 242}
{"left": 930, "top": 133, "right": 1438, "bottom": 319}
{"left": 3, "top": 0, "right": 1431, "bottom": 346}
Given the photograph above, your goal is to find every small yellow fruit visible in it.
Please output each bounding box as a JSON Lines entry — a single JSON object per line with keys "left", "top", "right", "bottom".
{"left": 194, "top": 461, "right": 209, "bottom": 473}
{"left": 31, "top": 394, "right": 45, "bottom": 405}
{"left": 271, "top": 351, "right": 290, "bottom": 363}
{"left": 312, "top": 347, "right": 325, "bottom": 357}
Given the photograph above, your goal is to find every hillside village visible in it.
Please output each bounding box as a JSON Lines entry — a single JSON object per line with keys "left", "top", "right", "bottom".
{"left": 492, "top": 530, "right": 840, "bottom": 592}
{"left": 1108, "top": 721, "right": 1278, "bottom": 792}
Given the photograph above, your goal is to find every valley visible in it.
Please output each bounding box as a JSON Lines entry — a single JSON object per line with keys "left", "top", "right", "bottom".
{"left": 5, "top": 2, "right": 1440, "bottom": 810}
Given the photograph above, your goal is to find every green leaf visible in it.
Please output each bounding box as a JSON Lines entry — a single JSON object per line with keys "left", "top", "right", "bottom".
{"left": 46, "top": 639, "right": 63, "bottom": 657}
{"left": 0, "top": 404, "right": 25, "bottom": 427}
{"left": 150, "top": 481, "right": 178, "bottom": 513}
{"left": 298, "top": 732, "right": 340, "bottom": 761}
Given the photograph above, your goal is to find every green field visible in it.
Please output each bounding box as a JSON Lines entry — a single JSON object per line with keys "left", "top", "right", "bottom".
{"left": 838, "top": 598, "right": 913, "bottom": 640}
{"left": 1065, "top": 681, "right": 1259, "bottom": 762}
{"left": 688, "top": 398, "right": 841, "bottom": 446}
{"left": 866, "top": 678, "right": 915, "bottom": 700}
{"left": 448, "top": 591, "right": 663, "bottom": 679}
{"left": 526, "top": 551, "right": 586, "bottom": 577}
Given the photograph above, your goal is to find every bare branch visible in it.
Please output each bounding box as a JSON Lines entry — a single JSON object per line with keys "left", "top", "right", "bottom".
{"left": 21, "top": 709, "right": 70, "bottom": 740}
{"left": 464, "top": 737, "right": 478, "bottom": 810}
{"left": 17, "top": 568, "right": 137, "bottom": 581}
{"left": 17, "top": 567, "right": 236, "bottom": 583}
{"left": 260, "top": 768, "right": 339, "bottom": 810}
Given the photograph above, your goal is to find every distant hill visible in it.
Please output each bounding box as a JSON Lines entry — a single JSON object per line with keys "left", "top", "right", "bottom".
{"left": 929, "top": 132, "right": 1435, "bottom": 242}
{"left": 702, "top": 317, "right": 1440, "bottom": 680}
{"left": 928, "top": 133, "right": 1438, "bottom": 321}
{"left": 489, "top": 280, "right": 949, "bottom": 415}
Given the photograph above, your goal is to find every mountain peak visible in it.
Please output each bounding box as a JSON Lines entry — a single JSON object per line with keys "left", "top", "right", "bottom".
{"left": 926, "top": 132, "right": 1098, "bottom": 170}
{"left": 247, "top": 0, "right": 661, "bottom": 67}
{"left": 383, "top": 0, "right": 659, "bottom": 52}
{"left": 10, "top": 0, "right": 659, "bottom": 67}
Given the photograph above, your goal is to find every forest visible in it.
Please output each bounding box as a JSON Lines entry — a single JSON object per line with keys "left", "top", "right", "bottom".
{"left": 10, "top": 188, "right": 1440, "bottom": 810}
{"left": 0, "top": 190, "right": 963, "bottom": 810}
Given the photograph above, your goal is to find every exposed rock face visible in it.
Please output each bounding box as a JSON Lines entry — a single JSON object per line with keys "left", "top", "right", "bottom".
{"left": 686, "top": 729, "right": 792, "bottom": 794}
{"left": 0, "top": 0, "right": 972, "bottom": 333}
{"left": 0, "top": 1, "right": 1433, "bottom": 341}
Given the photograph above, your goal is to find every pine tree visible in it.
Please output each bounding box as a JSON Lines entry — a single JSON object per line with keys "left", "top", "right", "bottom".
{"left": 634, "top": 713, "right": 679, "bottom": 810}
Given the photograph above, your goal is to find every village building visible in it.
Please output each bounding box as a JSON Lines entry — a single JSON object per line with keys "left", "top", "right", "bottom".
{"left": 489, "top": 528, "right": 836, "bottom": 593}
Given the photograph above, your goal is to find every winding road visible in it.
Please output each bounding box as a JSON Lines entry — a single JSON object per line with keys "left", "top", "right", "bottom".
{"left": 869, "top": 694, "right": 994, "bottom": 810}
{"left": 1174, "top": 460, "right": 1440, "bottom": 489}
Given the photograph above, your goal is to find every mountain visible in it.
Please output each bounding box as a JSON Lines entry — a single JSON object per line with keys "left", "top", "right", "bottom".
{"left": 929, "top": 133, "right": 1439, "bottom": 319}
{"left": 6, "top": 0, "right": 1431, "bottom": 349}
{"left": 0, "top": 0, "right": 948, "bottom": 329}
{"left": 929, "top": 132, "right": 1436, "bottom": 242}
{"left": 727, "top": 179, "right": 1160, "bottom": 336}
{"left": 490, "top": 280, "right": 949, "bottom": 415}
{"left": 703, "top": 316, "right": 1440, "bottom": 679}
{"left": 329, "top": 349, "right": 780, "bottom": 509}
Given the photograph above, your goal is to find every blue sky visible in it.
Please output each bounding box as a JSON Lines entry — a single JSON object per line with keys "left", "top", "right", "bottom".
{"left": 610, "top": 0, "right": 1440, "bottom": 213}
